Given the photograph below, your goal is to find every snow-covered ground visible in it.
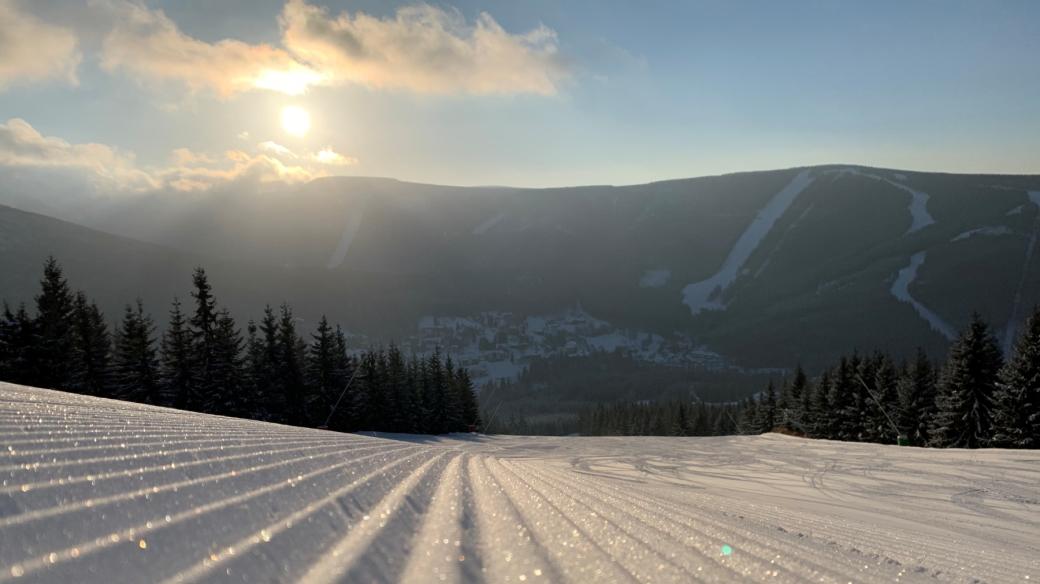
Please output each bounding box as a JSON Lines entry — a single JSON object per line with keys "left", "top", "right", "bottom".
{"left": 682, "top": 169, "right": 816, "bottom": 316}
{"left": 1, "top": 383, "right": 1038, "bottom": 583}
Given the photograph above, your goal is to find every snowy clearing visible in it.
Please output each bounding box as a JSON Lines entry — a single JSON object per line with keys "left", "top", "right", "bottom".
{"left": 1, "top": 383, "right": 1038, "bottom": 583}
{"left": 683, "top": 170, "right": 816, "bottom": 315}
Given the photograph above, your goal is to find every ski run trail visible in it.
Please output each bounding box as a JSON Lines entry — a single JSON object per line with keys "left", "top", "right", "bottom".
{"left": 0, "top": 383, "right": 1037, "bottom": 584}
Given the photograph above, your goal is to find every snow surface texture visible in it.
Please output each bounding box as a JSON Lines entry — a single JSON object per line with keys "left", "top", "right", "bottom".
{"left": 890, "top": 252, "right": 957, "bottom": 340}
{"left": 1, "top": 383, "right": 1038, "bottom": 584}
{"left": 683, "top": 169, "right": 816, "bottom": 315}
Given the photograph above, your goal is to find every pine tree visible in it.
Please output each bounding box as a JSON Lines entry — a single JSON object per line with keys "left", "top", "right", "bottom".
{"left": 808, "top": 370, "right": 833, "bottom": 438}
{"left": 1, "top": 304, "right": 35, "bottom": 385}
{"left": 275, "top": 303, "right": 307, "bottom": 425}
{"left": 930, "top": 314, "right": 1004, "bottom": 448}
{"left": 160, "top": 298, "right": 192, "bottom": 408}
{"left": 111, "top": 300, "right": 160, "bottom": 404}
{"left": 68, "top": 292, "right": 111, "bottom": 397}
{"left": 306, "top": 316, "right": 338, "bottom": 424}
{"left": 864, "top": 354, "right": 898, "bottom": 443}
{"left": 758, "top": 381, "right": 777, "bottom": 432}
{"left": 456, "top": 366, "right": 481, "bottom": 432}
{"left": 896, "top": 349, "right": 937, "bottom": 445}
{"left": 207, "top": 308, "right": 244, "bottom": 415}
{"left": 187, "top": 268, "right": 219, "bottom": 412}
{"left": 780, "top": 365, "right": 807, "bottom": 432}
{"left": 829, "top": 357, "right": 859, "bottom": 441}
{"left": 738, "top": 397, "right": 759, "bottom": 434}
{"left": 32, "top": 257, "right": 76, "bottom": 389}
{"left": 992, "top": 306, "right": 1040, "bottom": 448}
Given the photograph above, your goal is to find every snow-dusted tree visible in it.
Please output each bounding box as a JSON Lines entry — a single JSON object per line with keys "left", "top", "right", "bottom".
{"left": 864, "top": 354, "right": 898, "bottom": 443}
{"left": 992, "top": 306, "right": 1040, "bottom": 448}
{"left": 779, "top": 365, "right": 807, "bottom": 432}
{"left": 896, "top": 349, "right": 937, "bottom": 445}
{"left": 68, "top": 291, "right": 111, "bottom": 397}
{"left": 930, "top": 314, "right": 1004, "bottom": 448}
{"left": 112, "top": 300, "right": 160, "bottom": 404}
{"left": 738, "top": 397, "right": 759, "bottom": 434}
{"left": 755, "top": 381, "right": 777, "bottom": 433}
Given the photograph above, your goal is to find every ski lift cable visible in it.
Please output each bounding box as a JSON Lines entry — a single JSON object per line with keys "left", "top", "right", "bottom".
{"left": 322, "top": 364, "right": 364, "bottom": 429}
{"left": 854, "top": 373, "right": 902, "bottom": 441}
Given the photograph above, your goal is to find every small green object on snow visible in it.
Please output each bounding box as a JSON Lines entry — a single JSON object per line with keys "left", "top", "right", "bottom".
{"left": 897, "top": 434, "right": 910, "bottom": 446}
{"left": 721, "top": 545, "right": 733, "bottom": 556}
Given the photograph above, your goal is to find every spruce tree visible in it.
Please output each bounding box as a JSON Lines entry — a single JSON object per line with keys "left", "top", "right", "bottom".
{"left": 930, "top": 314, "right": 1004, "bottom": 448}
{"left": 112, "top": 300, "right": 160, "bottom": 403}
{"left": 68, "top": 292, "right": 111, "bottom": 397}
{"left": 808, "top": 370, "right": 832, "bottom": 438}
{"left": 992, "top": 306, "right": 1040, "bottom": 448}
{"left": 32, "top": 257, "right": 76, "bottom": 389}
{"left": 160, "top": 298, "right": 192, "bottom": 408}
{"left": 781, "top": 365, "right": 807, "bottom": 432}
{"left": 2, "top": 304, "right": 35, "bottom": 385}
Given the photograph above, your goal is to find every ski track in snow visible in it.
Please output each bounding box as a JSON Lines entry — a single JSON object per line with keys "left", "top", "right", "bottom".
{"left": 472, "top": 212, "right": 506, "bottom": 235}
{"left": 682, "top": 170, "right": 816, "bottom": 316}
{"left": 326, "top": 199, "right": 367, "bottom": 270}
{"left": 890, "top": 252, "right": 957, "bottom": 341}
{"left": 1003, "top": 191, "right": 1040, "bottom": 352}
{"left": 828, "top": 168, "right": 936, "bottom": 234}
{"left": 1, "top": 383, "right": 1038, "bottom": 583}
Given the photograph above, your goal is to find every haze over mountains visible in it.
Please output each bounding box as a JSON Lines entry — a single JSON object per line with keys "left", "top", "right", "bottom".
{"left": 4, "top": 164, "right": 1040, "bottom": 382}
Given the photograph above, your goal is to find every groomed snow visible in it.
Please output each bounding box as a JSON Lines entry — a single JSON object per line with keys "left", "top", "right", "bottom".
{"left": 682, "top": 170, "right": 816, "bottom": 316}
{"left": 950, "top": 225, "right": 1012, "bottom": 242}
{"left": 1, "top": 383, "right": 1038, "bottom": 583}
{"left": 890, "top": 252, "right": 957, "bottom": 340}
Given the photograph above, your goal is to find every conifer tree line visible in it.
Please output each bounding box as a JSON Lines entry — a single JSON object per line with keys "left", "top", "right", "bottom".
{"left": 0, "top": 258, "right": 481, "bottom": 435}
{"left": 576, "top": 400, "right": 741, "bottom": 437}
{"left": 735, "top": 311, "right": 1040, "bottom": 448}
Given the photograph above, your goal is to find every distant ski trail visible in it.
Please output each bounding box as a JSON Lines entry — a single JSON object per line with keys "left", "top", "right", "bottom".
{"left": 682, "top": 169, "right": 816, "bottom": 315}
{"left": 1003, "top": 191, "right": 1040, "bottom": 352}
{"left": 890, "top": 252, "right": 957, "bottom": 340}
{"left": 1, "top": 383, "right": 1038, "bottom": 583}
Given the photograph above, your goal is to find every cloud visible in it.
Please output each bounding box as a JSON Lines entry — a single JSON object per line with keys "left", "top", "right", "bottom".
{"left": 98, "top": 0, "right": 323, "bottom": 98}
{"left": 280, "top": 0, "right": 566, "bottom": 95}
{"left": 0, "top": 118, "right": 155, "bottom": 190}
{"left": 0, "top": 118, "right": 357, "bottom": 194}
{"left": 92, "top": 0, "right": 565, "bottom": 98}
{"left": 0, "top": 0, "right": 82, "bottom": 90}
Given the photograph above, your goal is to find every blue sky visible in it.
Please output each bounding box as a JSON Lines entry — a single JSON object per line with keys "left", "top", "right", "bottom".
{"left": 1, "top": 0, "right": 1037, "bottom": 192}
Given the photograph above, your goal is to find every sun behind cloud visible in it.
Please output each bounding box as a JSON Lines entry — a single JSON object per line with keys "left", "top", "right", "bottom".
{"left": 280, "top": 105, "right": 311, "bottom": 137}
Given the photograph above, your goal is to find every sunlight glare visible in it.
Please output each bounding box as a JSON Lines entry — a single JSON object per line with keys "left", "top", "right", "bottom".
{"left": 281, "top": 106, "right": 311, "bottom": 137}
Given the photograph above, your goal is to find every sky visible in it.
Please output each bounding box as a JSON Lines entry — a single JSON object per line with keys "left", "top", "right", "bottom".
{"left": 0, "top": 0, "right": 1038, "bottom": 199}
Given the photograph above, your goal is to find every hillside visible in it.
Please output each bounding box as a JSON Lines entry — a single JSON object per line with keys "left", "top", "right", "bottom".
{"left": 3, "top": 165, "right": 1040, "bottom": 375}
{"left": 0, "top": 383, "right": 1037, "bottom": 583}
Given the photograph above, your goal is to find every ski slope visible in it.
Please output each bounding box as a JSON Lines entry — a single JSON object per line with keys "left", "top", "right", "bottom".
{"left": 1, "top": 383, "right": 1038, "bottom": 583}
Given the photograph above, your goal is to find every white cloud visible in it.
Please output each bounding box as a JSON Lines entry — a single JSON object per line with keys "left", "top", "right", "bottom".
{"left": 314, "top": 147, "right": 357, "bottom": 166}
{"left": 0, "top": 0, "right": 82, "bottom": 90}
{"left": 98, "top": 0, "right": 322, "bottom": 98}
{"left": 280, "top": 0, "right": 566, "bottom": 95}
{"left": 0, "top": 118, "right": 358, "bottom": 194}
{"left": 0, "top": 118, "right": 155, "bottom": 190}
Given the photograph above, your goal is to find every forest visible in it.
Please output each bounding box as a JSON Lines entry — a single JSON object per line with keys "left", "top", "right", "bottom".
{"left": 0, "top": 258, "right": 481, "bottom": 435}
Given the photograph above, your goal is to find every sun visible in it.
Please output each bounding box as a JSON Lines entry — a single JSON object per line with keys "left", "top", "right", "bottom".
{"left": 281, "top": 105, "right": 311, "bottom": 137}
